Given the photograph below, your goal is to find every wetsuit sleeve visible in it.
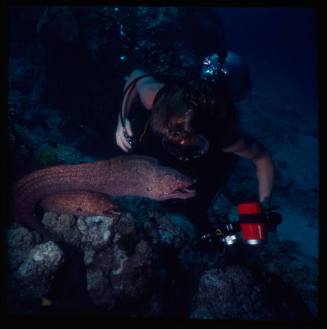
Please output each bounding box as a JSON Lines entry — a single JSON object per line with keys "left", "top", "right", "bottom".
{"left": 219, "top": 121, "right": 244, "bottom": 149}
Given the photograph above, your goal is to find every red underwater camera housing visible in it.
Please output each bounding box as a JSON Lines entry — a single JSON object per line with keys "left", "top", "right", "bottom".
{"left": 238, "top": 202, "right": 266, "bottom": 245}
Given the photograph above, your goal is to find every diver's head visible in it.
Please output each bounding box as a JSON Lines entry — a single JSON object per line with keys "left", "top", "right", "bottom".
{"left": 150, "top": 80, "right": 232, "bottom": 161}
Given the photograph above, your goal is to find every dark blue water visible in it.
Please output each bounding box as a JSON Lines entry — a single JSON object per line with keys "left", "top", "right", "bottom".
{"left": 219, "top": 8, "right": 317, "bottom": 120}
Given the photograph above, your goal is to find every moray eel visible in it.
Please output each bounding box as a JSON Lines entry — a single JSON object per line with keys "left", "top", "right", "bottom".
{"left": 40, "top": 190, "right": 121, "bottom": 217}
{"left": 13, "top": 155, "right": 196, "bottom": 236}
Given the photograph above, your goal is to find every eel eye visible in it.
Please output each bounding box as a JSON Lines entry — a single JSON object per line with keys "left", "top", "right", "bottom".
{"left": 147, "top": 187, "right": 152, "bottom": 192}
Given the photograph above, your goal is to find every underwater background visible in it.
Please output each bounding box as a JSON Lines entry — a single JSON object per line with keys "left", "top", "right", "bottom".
{"left": 7, "top": 6, "right": 318, "bottom": 319}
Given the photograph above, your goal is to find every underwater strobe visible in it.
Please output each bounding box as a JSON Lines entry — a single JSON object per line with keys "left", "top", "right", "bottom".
{"left": 201, "top": 202, "right": 282, "bottom": 247}
{"left": 238, "top": 202, "right": 266, "bottom": 245}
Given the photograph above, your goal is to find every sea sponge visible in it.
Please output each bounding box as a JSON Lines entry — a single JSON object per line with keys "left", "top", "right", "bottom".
{"left": 34, "top": 146, "right": 58, "bottom": 167}
{"left": 116, "top": 232, "right": 138, "bottom": 257}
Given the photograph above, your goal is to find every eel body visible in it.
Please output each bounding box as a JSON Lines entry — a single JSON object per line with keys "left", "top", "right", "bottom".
{"left": 13, "top": 155, "right": 196, "bottom": 235}
{"left": 40, "top": 190, "right": 121, "bottom": 217}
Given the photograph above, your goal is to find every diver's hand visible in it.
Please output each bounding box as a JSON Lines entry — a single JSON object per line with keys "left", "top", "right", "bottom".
{"left": 115, "top": 115, "right": 133, "bottom": 152}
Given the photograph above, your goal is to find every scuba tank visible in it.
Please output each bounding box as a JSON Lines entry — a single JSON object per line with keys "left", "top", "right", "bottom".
{"left": 201, "top": 51, "right": 252, "bottom": 101}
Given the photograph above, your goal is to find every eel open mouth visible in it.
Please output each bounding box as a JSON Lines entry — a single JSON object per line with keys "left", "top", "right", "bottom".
{"left": 170, "top": 182, "right": 197, "bottom": 199}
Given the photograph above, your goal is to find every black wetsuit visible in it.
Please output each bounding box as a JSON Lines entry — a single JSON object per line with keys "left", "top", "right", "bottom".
{"left": 124, "top": 76, "right": 243, "bottom": 233}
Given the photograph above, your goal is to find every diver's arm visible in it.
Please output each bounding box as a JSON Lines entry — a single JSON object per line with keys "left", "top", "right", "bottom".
{"left": 253, "top": 152, "right": 274, "bottom": 203}
{"left": 121, "top": 69, "right": 147, "bottom": 117}
{"left": 117, "top": 69, "right": 147, "bottom": 152}
{"left": 116, "top": 69, "right": 164, "bottom": 152}
{"left": 222, "top": 134, "right": 275, "bottom": 203}
{"left": 122, "top": 69, "right": 164, "bottom": 113}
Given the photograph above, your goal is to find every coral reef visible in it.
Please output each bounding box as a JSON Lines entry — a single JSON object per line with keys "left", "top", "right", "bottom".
{"left": 243, "top": 238, "right": 318, "bottom": 317}
{"left": 7, "top": 224, "right": 42, "bottom": 270}
{"left": 6, "top": 193, "right": 203, "bottom": 316}
{"left": 190, "top": 266, "right": 273, "bottom": 320}
{"left": 37, "top": 7, "right": 79, "bottom": 43}
{"left": 37, "top": 211, "right": 155, "bottom": 313}
{"left": 42, "top": 213, "right": 82, "bottom": 248}
{"left": 6, "top": 198, "right": 316, "bottom": 318}
{"left": 33, "top": 145, "right": 59, "bottom": 167}
{"left": 190, "top": 265, "right": 314, "bottom": 320}
{"left": 7, "top": 225, "right": 64, "bottom": 313}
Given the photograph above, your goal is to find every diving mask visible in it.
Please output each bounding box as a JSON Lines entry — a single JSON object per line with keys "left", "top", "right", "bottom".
{"left": 162, "top": 134, "right": 209, "bottom": 161}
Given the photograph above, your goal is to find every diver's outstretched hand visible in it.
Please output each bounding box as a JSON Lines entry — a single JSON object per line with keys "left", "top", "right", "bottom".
{"left": 115, "top": 115, "right": 133, "bottom": 152}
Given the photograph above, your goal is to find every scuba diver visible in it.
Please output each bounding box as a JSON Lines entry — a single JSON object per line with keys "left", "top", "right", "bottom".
{"left": 115, "top": 10, "right": 275, "bottom": 234}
